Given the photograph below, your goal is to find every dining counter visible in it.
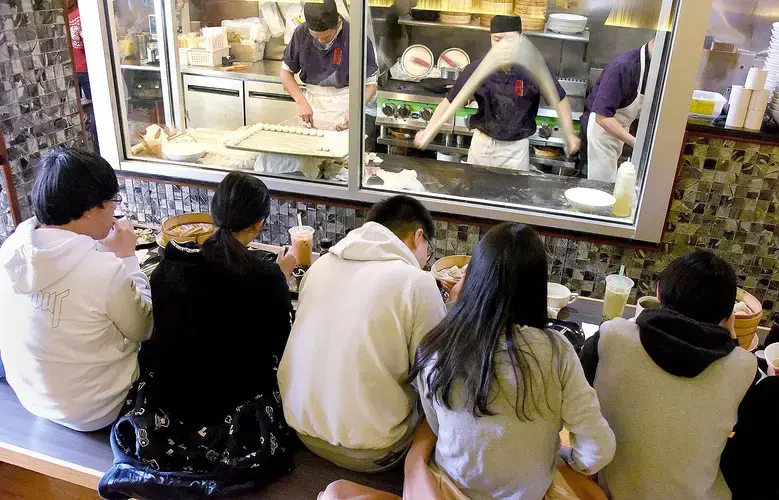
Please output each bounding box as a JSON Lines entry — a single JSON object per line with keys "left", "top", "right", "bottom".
{"left": 180, "top": 60, "right": 302, "bottom": 85}
{"left": 686, "top": 117, "right": 779, "bottom": 146}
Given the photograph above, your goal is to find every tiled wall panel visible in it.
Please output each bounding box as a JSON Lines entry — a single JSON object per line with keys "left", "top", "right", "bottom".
{"left": 0, "top": 0, "right": 83, "bottom": 241}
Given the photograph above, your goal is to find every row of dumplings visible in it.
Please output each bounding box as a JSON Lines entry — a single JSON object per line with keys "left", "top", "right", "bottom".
{"left": 254, "top": 123, "right": 326, "bottom": 136}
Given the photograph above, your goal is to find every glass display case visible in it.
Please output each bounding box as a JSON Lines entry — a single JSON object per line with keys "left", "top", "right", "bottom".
{"left": 84, "top": 0, "right": 711, "bottom": 241}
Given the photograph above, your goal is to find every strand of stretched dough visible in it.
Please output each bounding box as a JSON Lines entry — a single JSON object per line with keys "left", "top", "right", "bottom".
{"left": 416, "top": 35, "right": 575, "bottom": 153}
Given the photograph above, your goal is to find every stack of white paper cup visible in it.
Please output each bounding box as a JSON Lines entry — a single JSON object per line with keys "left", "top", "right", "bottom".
{"left": 725, "top": 85, "right": 752, "bottom": 128}
{"left": 745, "top": 68, "right": 768, "bottom": 91}
{"left": 745, "top": 89, "right": 770, "bottom": 131}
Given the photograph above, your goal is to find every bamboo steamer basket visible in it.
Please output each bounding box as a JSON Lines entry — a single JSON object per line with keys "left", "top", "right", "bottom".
{"left": 440, "top": 11, "right": 473, "bottom": 24}
{"left": 431, "top": 255, "right": 471, "bottom": 282}
{"left": 514, "top": 5, "right": 547, "bottom": 16}
{"left": 161, "top": 213, "right": 215, "bottom": 246}
{"left": 734, "top": 288, "right": 762, "bottom": 343}
{"left": 483, "top": 0, "right": 513, "bottom": 14}
{"left": 480, "top": 14, "right": 495, "bottom": 26}
{"left": 520, "top": 15, "right": 546, "bottom": 31}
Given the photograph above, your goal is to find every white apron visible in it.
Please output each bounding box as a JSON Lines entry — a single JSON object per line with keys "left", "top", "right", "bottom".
{"left": 467, "top": 129, "right": 530, "bottom": 171}
{"left": 254, "top": 85, "right": 349, "bottom": 180}
{"left": 586, "top": 43, "right": 648, "bottom": 183}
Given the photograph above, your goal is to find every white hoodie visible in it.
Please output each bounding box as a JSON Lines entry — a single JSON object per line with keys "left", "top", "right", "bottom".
{"left": 278, "top": 222, "right": 447, "bottom": 450}
{"left": 0, "top": 218, "right": 153, "bottom": 431}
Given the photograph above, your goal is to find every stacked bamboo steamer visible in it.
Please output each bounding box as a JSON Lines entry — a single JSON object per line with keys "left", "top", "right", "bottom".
{"left": 441, "top": 0, "right": 474, "bottom": 25}
{"left": 480, "top": 0, "right": 513, "bottom": 26}
{"left": 513, "top": 0, "right": 547, "bottom": 31}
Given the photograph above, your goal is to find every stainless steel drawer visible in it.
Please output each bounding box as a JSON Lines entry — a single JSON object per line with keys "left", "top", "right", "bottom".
{"left": 245, "top": 81, "right": 301, "bottom": 125}
{"left": 183, "top": 75, "right": 245, "bottom": 130}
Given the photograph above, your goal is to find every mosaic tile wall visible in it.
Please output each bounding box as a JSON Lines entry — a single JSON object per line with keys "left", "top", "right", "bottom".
{"left": 114, "top": 133, "right": 779, "bottom": 326}
{"left": 0, "top": 0, "right": 83, "bottom": 241}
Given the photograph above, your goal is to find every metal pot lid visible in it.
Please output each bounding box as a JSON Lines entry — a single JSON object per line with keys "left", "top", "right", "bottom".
{"left": 438, "top": 48, "right": 470, "bottom": 70}
{"left": 401, "top": 44, "right": 435, "bottom": 78}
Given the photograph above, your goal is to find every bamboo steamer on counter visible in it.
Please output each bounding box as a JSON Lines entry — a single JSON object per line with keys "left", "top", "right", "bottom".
{"left": 733, "top": 288, "right": 762, "bottom": 349}
{"left": 161, "top": 213, "right": 215, "bottom": 246}
{"left": 480, "top": 14, "right": 494, "bottom": 27}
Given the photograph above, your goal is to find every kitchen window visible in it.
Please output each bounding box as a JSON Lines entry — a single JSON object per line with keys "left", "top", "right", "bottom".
{"left": 86, "top": 0, "right": 711, "bottom": 241}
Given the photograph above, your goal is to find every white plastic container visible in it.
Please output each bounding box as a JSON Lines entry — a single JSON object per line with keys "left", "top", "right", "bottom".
{"left": 187, "top": 47, "right": 230, "bottom": 67}
{"left": 689, "top": 90, "right": 726, "bottom": 118}
{"left": 612, "top": 161, "right": 637, "bottom": 217}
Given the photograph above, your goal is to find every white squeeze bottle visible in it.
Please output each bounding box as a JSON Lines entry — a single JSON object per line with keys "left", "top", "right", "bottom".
{"left": 612, "top": 161, "right": 637, "bottom": 217}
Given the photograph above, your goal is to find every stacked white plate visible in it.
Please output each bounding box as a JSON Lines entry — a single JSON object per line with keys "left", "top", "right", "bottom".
{"left": 546, "top": 13, "right": 587, "bottom": 34}
{"left": 770, "top": 91, "right": 779, "bottom": 123}
{"left": 764, "top": 22, "right": 779, "bottom": 94}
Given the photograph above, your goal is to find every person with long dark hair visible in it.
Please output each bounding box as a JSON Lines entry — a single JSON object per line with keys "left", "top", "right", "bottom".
{"left": 99, "top": 172, "right": 298, "bottom": 499}
{"left": 318, "top": 223, "right": 614, "bottom": 500}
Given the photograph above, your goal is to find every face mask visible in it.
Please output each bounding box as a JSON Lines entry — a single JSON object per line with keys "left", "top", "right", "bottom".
{"left": 311, "top": 22, "right": 342, "bottom": 51}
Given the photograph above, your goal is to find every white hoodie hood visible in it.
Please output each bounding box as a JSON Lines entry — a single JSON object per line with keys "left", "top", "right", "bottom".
{"left": 2, "top": 218, "right": 98, "bottom": 293}
{"left": 0, "top": 217, "right": 153, "bottom": 432}
{"left": 329, "top": 221, "right": 420, "bottom": 267}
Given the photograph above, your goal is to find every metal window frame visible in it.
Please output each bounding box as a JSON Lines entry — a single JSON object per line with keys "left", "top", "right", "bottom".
{"left": 82, "top": 0, "right": 711, "bottom": 243}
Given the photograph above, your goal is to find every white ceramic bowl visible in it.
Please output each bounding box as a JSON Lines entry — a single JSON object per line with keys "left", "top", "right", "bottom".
{"left": 162, "top": 142, "right": 207, "bottom": 163}
{"left": 564, "top": 187, "right": 616, "bottom": 213}
{"left": 771, "top": 107, "right": 779, "bottom": 124}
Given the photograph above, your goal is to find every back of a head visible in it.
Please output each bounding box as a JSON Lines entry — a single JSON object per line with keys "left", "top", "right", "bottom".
{"left": 658, "top": 250, "right": 737, "bottom": 324}
{"left": 201, "top": 172, "right": 271, "bottom": 273}
{"left": 32, "top": 148, "right": 118, "bottom": 226}
{"left": 304, "top": 0, "right": 339, "bottom": 31}
{"left": 414, "top": 222, "right": 552, "bottom": 419}
{"left": 366, "top": 195, "right": 435, "bottom": 241}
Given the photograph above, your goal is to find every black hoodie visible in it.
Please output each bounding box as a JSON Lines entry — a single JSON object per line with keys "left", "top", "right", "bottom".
{"left": 581, "top": 308, "right": 737, "bottom": 385}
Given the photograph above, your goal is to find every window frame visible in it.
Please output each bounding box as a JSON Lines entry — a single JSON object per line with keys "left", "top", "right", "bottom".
{"left": 82, "top": 0, "right": 712, "bottom": 242}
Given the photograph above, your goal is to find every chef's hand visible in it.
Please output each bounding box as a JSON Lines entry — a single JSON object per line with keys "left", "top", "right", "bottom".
{"left": 276, "top": 246, "right": 298, "bottom": 279}
{"left": 101, "top": 218, "right": 136, "bottom": 259}
{"left": 335, "top": 112, "right": 349, "bottom": 132}
{"left": 297, "top": 100, "right": 315, "bottom": 128}
{"left": 565, "top": 134, "right": 581, "bottom": 157}
{"left": 413, "top": 129, "right": 427, "bottom": 148}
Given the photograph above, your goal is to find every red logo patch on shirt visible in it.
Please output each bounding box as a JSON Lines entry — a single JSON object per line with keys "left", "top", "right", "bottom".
{"left": 333, "top": 48, "right": 343, "bottom": 65}
{"left": 514, "top": 80, "right": 523, "bottom": 97}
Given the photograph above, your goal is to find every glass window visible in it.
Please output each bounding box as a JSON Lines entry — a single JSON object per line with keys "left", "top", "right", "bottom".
{"left": 361, "top": 0, "right": 678, "bottom": 223}
{"left": 110, "top": 0, "right": 360, "bottom": 185}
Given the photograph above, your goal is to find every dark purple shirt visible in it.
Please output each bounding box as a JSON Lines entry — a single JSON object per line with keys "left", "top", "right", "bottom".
{"left": 446, "top": 57, "right": 566, "bottom": 141}
{"left": 283, "top": 20, "right": 378, "bottom": 88}
{"left": 582, "top": 44, "right": 650, "bottom": 134}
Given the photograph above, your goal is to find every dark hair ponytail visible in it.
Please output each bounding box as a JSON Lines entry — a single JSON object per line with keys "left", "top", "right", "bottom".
{"left": 201, "top": 172, "right": 271, "bottom": 274}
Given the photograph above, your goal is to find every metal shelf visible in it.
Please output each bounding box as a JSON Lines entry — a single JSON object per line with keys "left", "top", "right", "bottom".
{"left": 398, "top": 15, "right": 590, "bottom": 43}
{"left": 120, "top": 64, "right": 161, "bottom": 72}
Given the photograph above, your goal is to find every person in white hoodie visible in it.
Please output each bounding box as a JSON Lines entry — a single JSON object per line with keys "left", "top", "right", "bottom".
{"left": 0, "top": 148, "right": 153, "bottom": 432}
{"left": 278, "top": 195, "right": 447, "bottom": 472}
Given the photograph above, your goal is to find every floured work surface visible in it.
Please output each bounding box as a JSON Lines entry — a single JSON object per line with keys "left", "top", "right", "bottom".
{"left": 224, "top": 123, "right": 349, "bottom": 159}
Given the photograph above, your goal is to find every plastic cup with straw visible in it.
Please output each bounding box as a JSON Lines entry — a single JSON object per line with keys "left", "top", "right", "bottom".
{"left": 602, "top": 265, "right": 635, "bottom": 321}
{"left": 289, "top": 212, "right": 315, "bottom": 267}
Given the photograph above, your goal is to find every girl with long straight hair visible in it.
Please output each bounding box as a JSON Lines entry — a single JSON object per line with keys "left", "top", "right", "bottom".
{"left": 409, "top": 222, "right": 615, "bottom": 500}
{"left": 100, "top": 173, "right": 298, "bottom": 498}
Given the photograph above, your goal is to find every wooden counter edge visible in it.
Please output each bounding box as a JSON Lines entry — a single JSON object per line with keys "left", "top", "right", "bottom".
{"left": 0, "top": 441, "right": 103, "bottom": 490}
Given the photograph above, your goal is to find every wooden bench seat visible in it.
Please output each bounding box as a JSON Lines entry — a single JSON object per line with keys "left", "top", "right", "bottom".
{"left": 0, "top": 381, "right": 403, "bottom": 498}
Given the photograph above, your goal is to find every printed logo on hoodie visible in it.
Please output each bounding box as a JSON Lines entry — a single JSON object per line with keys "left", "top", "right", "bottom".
{"left": 30, "top": 289, "right": 70, "bottom": 328}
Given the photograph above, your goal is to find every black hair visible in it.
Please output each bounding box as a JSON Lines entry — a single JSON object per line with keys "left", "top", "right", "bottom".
{"left": 410, "top": 223, "right": 558, "bottom": 420}
{"left": 366, "top": 195, "right": 435, "bottom": 241}
{"left": 658, "top": 250, "right": 737, "bottom": 324}
{"left": 304, "top": 0, "right": 339, "bottom": 32}
{"left": 201, "top": 172, "right": 271, "bottom": 274}
{"left": 32, "top": 148, "right": 119, "bottom": 226}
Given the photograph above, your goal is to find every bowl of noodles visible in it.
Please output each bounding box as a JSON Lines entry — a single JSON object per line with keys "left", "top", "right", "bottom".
{"left": 161, "top": 213, "right": 215, "bottom": 246}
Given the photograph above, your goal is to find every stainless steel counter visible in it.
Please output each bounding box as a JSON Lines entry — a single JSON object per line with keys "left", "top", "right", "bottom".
{"left": 180, "top": 60, "right": 302, "bottom": 85}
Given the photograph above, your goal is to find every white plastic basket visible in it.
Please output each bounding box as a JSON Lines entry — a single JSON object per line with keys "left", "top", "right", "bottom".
{"left": 187, "top": 47, "right": 229, "bottom": 67}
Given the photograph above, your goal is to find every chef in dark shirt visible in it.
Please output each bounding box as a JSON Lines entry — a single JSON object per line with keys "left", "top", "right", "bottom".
{"left": 582, "top": 39, "right": 654, "bottom": 182}
{"left": 415, "top": 15, "right": 579, "bottom": 171}
{"left": 280, "top": 0, "right": 378, "bottom": 131}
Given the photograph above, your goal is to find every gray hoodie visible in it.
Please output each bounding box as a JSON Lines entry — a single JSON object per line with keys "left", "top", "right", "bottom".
{"left": 278, "top": 222, "right": 447, "bottom": 450}
{"left": 0, "top": 218, "right": 153, "bottom": 431}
